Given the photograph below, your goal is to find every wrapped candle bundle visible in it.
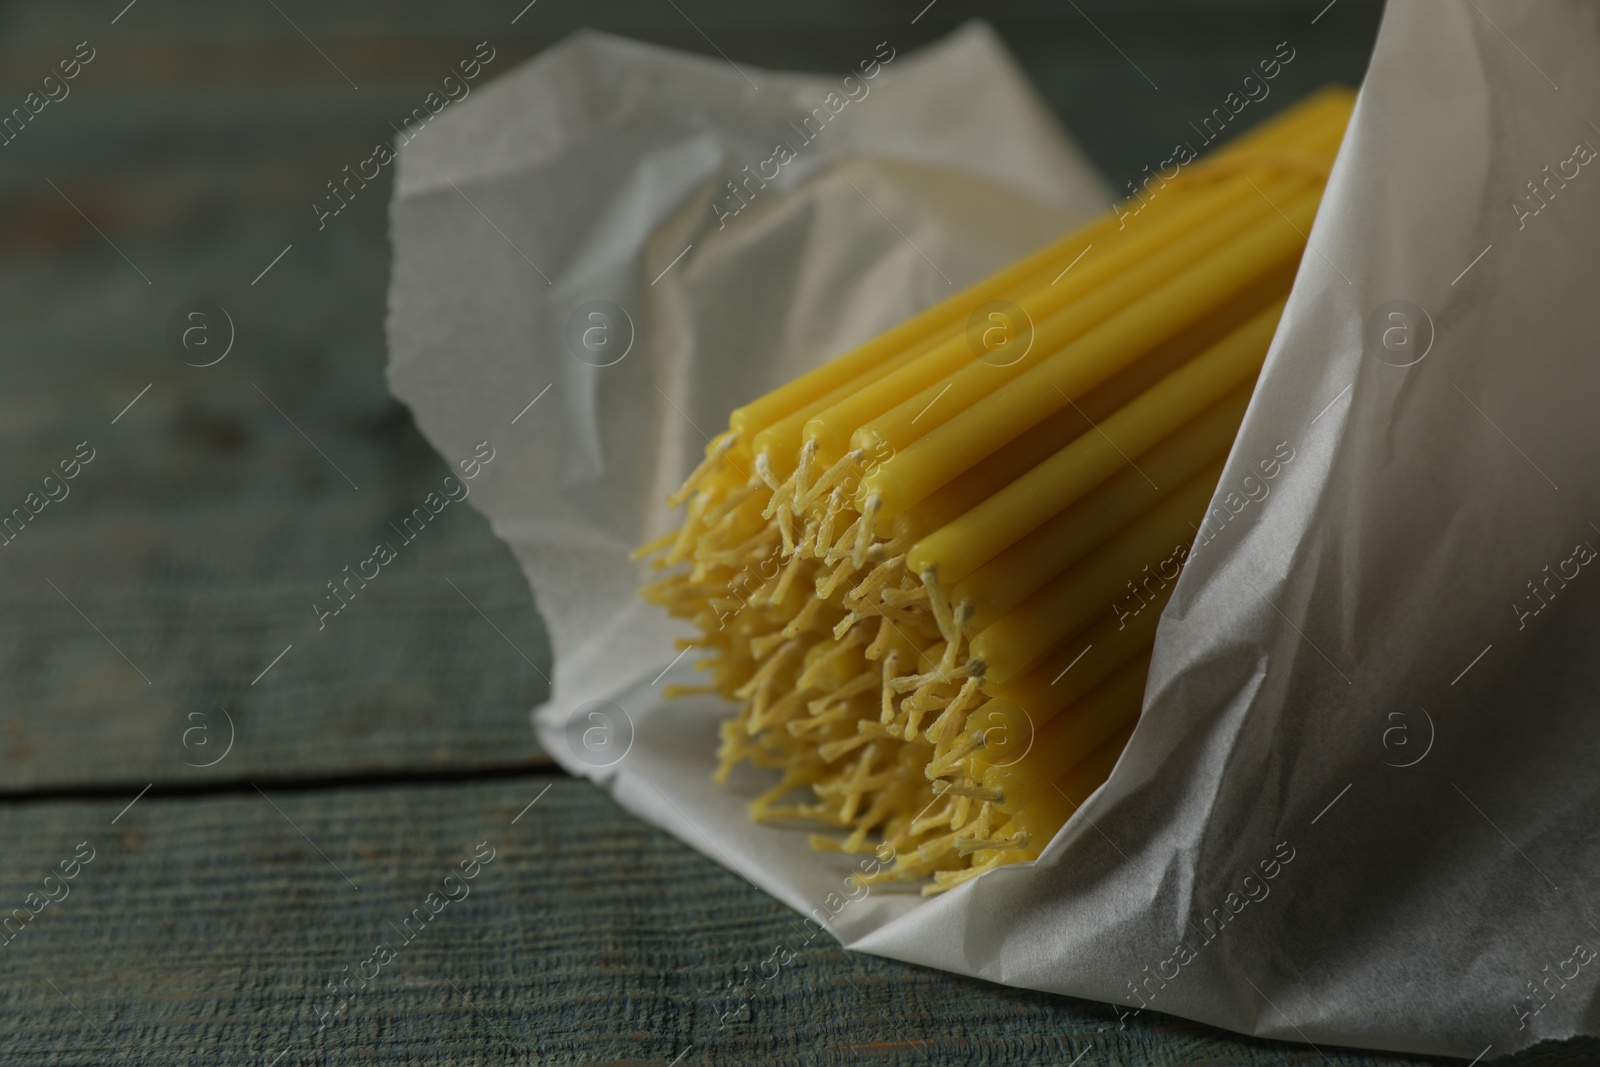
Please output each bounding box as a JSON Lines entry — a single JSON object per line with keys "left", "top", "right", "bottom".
{"left": 395, "top": 10, "right": 1600, "bottom": 1051}
{"left": 639, "top": 87, "right": 1355, "bottom": 893}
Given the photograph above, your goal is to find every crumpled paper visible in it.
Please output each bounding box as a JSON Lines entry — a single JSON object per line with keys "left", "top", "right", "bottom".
{"left": 387, "top": 5, "right": 1600, "bottom": 1057}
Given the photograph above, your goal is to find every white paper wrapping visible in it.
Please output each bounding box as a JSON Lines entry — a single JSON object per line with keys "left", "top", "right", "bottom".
{"left": 387, "top": 6, "right": 1600, "bottom": 1057}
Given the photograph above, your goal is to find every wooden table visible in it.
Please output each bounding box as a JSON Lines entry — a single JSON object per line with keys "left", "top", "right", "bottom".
{"left": 0, "top": 1, "right": 1584, "bottom": 1062}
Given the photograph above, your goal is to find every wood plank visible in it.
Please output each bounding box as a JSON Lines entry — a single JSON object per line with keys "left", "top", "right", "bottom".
{"left": 0, "top": 776, "right": 1516, "bottom": 1066}
{"left": 0, "top": 24, "right": 554, "bottom": 790}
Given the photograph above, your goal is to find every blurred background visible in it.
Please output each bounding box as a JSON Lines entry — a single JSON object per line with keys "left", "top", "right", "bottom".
{"left": 6, "top": 1, "right": 1585, "bottom": 1064}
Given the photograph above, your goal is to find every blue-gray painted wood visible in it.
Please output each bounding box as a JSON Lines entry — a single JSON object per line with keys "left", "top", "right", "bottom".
{"left": 0, "top": 776, "right": 1536, "bottom": 1066}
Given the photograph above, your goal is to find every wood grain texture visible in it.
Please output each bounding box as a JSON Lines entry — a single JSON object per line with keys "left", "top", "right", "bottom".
{"left": 1, "top": 775, "right": 1539, "bottom": 1067}
{"left": 0, "top": 5, "right": 556, "bottom": 790}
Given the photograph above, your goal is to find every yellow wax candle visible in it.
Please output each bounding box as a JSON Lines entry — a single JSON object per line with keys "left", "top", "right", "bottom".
{"left": 973, "top": 577, "right": 1176, "bottom": 769}
{"left": 893, "top": 250, "right": 1291, "bottom": 547}
{"left": 720, "top": 89, "right": 1348, "bottom": 468}
{"left": 729, "top": 207, "right": 1130, "bottom": 440}
{"left": 1210, "top": 85, "right": 1355, "bottom": 158}
{"left": 751, "top": 329, "right": 943, "bottom": 479}
{"left": 971, "top": 460, "right": 1221, "bottom": 685}
{"left": 868, "top": 189, "right": 1316, "bottom": 533}
{"left": 754, "top": 186, "right": 1202, "bottom": 470}
{"left": 845, "top": 108, "right": 1347, "bottom": 466}
{"left": 762, "top": 179, "right": 1279, "bottom": 478}
{"left": 955, "top": 387, "right": 1251, "bottom": 630}
{"left": 803, "top": 174, "right": 1270, "bottom": 464}
{"left": 1004, "top": 718, "right": 1137, "bottom": 852}
{"left": 984, "top": 653, "right": 1151, "bottom": 813}
{"left": 850, "top": 172, "right": 1307, "bottom": 459}
{"left": 903, "top": 290, "right": 1292, "bottom": 584}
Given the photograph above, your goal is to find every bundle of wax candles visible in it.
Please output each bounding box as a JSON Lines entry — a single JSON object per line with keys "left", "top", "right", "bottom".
{"left": 639, "top": 87, "right": 1353, "bottom": 893}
